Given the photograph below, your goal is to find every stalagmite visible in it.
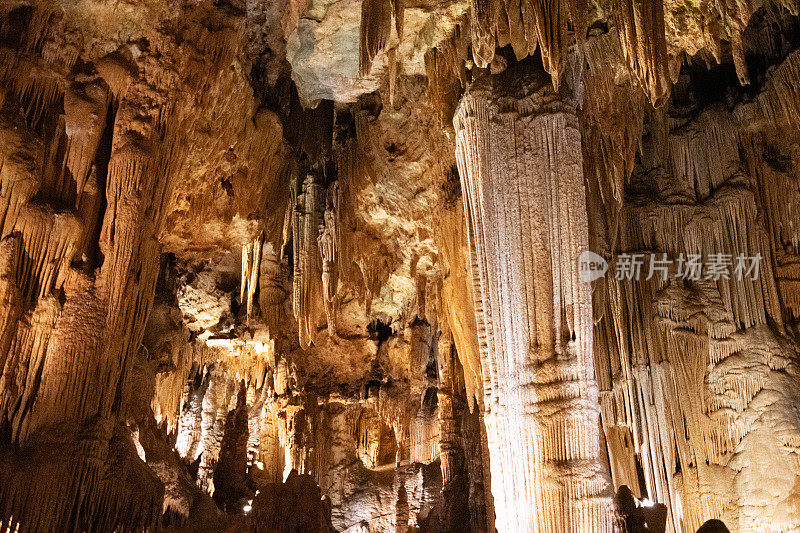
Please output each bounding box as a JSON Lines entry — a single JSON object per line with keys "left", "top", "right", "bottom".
{"left": 453, "top": 63, "right": 614, "bottom": 532}
{"left": 436, "top": 331, "right": 460, "bottom": 485}
{"left": 213, "top": 382, "right": 250, "bottom": 512}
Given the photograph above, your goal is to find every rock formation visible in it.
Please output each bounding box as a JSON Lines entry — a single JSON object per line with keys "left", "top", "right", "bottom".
{"left": 453, "top": 63, "right": 614, "bottom": 531}
{"left": 0, "top": 0, "right": 799, "bottom": 532}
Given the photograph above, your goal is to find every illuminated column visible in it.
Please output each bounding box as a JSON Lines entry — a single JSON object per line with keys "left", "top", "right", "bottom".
{"left": 453, "top": 65, "right": 614, "bottom": 532}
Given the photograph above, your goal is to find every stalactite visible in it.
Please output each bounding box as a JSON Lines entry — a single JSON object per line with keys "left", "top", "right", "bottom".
{"left": 292, "top": 175, "right": 325, "bottom": 348}
{"left": 318, "top": 181, "right": 341, "bottom": 338}
{"left": 98, "top": 108, "right": 187, "bottom": 425}
{"left": 0, "top": 61, "right": 180, "bottom": 533}
{"left": 357, "top": 0, "right": 406, "bottom": 80}
{"left": 388, "top": 47, "right": 398, "bottom": 109}
{"left": 408, "top": 419, "right": 439, "bottom": 464}
{"left": 61, "top": 81, "right": 109, "bottom": 208}
{"left": 358, "top": 408, "right": 396, "bottom": 467}
{"left": 453, "top": 64, "right": 614, "bottom": 532}
{"left": 258, "top": 241, "right": 287, "bottom": 334}
{"left": 241, "top": 234, "right": 263, "bottom": 320}
{"left": 74, "top": 169, "right": 103, "bottom": 260}
{"left": 359, "top": 0, "right": 393, "bottom": 77}
{"left": 435, "top": 176, "right": 483, "bottom": 411}
{"left": 612, "top": 0, "right": 671, "bottom": 106}
{"left": 424, "top": 19, "right": 470, "bottom": 121}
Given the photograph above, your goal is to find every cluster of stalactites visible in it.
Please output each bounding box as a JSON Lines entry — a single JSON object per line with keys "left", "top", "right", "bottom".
{"left": 152, "top": 336, "right": 272, "bottom": 435}
{"left": 358, "top": 0, "right": 405, "bottom": 77}
{"left": 424, "top": 18, "right": 472, "bottom": 120}
{"left": 0, "top": 83, "right": 104, "bottom": 303}
{"left": 593, "top": 46, "right": 800, "bottom": 531}
{"left": 610, "top": 0, "right": 800, "bottom": 103}
{"left": 167, "top": 353, "right": 272, "bottom": 493}
{"left": 737, "top": 47, "right": 800, "bottom": 321}
{"left": 421, "top": 0, "right": 800, "bottom": 126}
{"left": 240, "top": 234, "right": 290, "bottom": 335}
{"left": 241, "top": 234, "right": 263, "bottom": 320}
{"left": 432, "top": 180, "right": 484, "bottom": 411}
{"left": 580, "top": 27, "right": 645, "bottom": 215}
{"left": 290, "top": 175, "right": 342, "bottom": 348}
{"left": 0, "top": 0, "right": 285, "bottom": 530}
{"left": 470, "top": 0, "right": 588, "bottom": 90}
{"left": 611, "top": 0, "right": 672, "bottom": 106}
{"left": 169, "top": 352, "right": 303, "bottom": 496}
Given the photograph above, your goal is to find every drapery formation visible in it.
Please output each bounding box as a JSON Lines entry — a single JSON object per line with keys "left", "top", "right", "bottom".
{"left": 592, "top": 47, "right": 800, "bottom": 532}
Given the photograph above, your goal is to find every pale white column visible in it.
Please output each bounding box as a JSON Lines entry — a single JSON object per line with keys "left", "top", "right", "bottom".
{"left": 454, "top": 69, "right": 614, "bottom": 532}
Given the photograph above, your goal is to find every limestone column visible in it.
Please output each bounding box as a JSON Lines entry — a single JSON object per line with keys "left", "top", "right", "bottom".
{"left": 437, "top": 331, "right": 460, "bottom": 485}
{"left": 453, "top": 65, "right": 614, "bottom": 532}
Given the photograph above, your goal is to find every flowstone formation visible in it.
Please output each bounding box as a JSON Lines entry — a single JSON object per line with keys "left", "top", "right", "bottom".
{"left": 0, "top": 0, "right": 799, "bottom": 532}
